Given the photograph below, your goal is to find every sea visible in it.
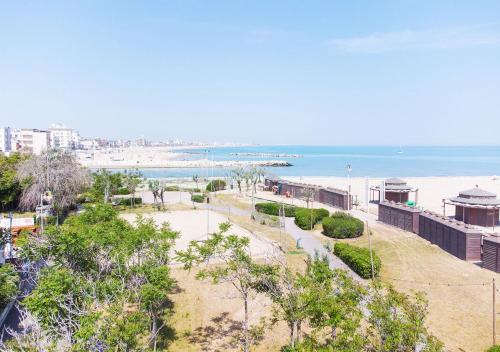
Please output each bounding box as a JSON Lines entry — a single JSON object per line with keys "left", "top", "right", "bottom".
{"left": 120, "top": 146, "right": 500, "bottom": 179}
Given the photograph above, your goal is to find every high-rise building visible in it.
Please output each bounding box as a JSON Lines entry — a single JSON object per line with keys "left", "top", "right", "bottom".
{"left": 11, "top": 129, "right": 50, "bottom": 155}
{"left": 0, "top": 127, "right": 12, "bottom": 153}
{"left": 49, "top": 124, "right": 76, "bottom": 149}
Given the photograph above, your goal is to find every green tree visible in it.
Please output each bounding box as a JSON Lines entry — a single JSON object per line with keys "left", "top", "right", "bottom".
{"left": 91, "top": 169, "right": 123, "bottom": 203}
{"left": 367, "top": 284, "right": 444, "bottom": 352}
{"left": 0, "top": 152, "right": 27, "bottom": 211}
{"left": 123, "top": 170, "right": 143, "bottom": 208}
{"left": 176, "top": 222, "right": 275, "bottom": 352}
{"left": 14, "top": 203, "right": 179, "bottom": 350}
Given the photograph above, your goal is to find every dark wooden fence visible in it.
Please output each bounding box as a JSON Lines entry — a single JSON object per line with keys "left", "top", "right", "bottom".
{"left": 378, "top": 201, "right": 420, "bottom": 233}
{"left": 418, "top": 211, "right": 482, "bottom": 261}
{"left": 482, "top": 236, "right": 500, "bottom": 273}
{"left": 265, "top": 178, "right": 351, "bottom": 210}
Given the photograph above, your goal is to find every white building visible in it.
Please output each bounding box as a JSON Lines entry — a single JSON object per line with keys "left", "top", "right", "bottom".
{"left": 11, "top": 129, "right": 50, "bottom": 155}
{"left": 0, "top": 127, "right": 12, "bottom": 153}
{"left": 49, "top": 124, "right": 76, "bottom": 149}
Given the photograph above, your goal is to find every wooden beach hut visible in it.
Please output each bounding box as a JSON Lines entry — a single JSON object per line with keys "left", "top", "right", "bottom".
{"left": 370, "top": 177, "right": 418, "bottom": 204}
{"left": 443, "top": 186, "right": 500, "bottom": 228}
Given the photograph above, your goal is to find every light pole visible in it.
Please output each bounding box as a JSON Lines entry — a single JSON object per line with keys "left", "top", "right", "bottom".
{"left": 346, "top": 163, "right": 352, "bottom": 212}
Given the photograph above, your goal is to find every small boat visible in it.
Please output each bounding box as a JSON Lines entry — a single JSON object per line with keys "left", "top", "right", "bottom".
{"left": 397, "top": 146, "right": 404, "bottom": 154}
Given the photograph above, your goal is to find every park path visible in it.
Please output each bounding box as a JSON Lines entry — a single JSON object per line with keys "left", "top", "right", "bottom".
{"left": 201, "top": 198, "right": 364, "bottom": 283}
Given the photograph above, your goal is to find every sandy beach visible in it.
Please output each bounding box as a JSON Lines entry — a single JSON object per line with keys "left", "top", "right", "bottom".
{"left": 284, "top": 175, "right": 500, "bottom": 216}
{"left": 76, "top": 146, "right": 290, "bottom": 168}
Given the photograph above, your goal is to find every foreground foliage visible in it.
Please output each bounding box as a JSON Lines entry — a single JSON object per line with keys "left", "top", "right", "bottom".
{"left": 0, "top": 153, "right": 28, "bottom": 211}
{"left": 176, "top": 222, "right": 275, "bottom": 352}
{"left": 0, "top": 263, "right": 19, "bottom": 307}
{"left": 3, "top": 204, "right": 178, "bottom": 351}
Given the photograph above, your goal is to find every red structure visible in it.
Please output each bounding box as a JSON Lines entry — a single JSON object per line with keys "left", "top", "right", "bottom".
{"left": 443, "top": 186, "right": 500, "bottom": 228}
{"left": 370, "top": 178, "right": 417, "bottom": 204}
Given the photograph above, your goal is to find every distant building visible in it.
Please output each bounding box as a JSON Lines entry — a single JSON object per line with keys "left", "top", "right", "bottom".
{"left": 11, "top": 129, "right": 50, "bottom": 155}
{"left": 0, "top": 127, "right": 12, "bottom": 153}
{"left": 49, "top": 124, "right": 76, "bottom": 149}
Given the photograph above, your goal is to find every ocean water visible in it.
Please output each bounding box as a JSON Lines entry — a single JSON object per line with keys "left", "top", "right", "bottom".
{"left": 133, "top": 146, "right": 500, "bottom": 179}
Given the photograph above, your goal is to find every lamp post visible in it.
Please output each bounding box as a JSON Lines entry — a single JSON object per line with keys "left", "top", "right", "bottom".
{"left": 346, "top": 163, "right": 352, "bottom": 212}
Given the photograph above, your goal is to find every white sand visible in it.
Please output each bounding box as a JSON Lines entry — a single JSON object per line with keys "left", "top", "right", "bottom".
{"left": 284, "top": 175, "right": 500, "bottom": 215}
{"left": 77, "top": 146, "right": 288, "bottom": 168}
{"left": 120, "top": 210, "right": 276, "bottom": 259}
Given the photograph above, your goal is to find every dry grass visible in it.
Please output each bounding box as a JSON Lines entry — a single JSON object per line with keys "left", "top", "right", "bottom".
{"left": 123, "top": 193, "right": 308, "bottom": 351}
{"left": 312, "top": 220, "right": 499, "bottom": 352}
{"left": 166, "top": 210, "right": 307, "bottom": 352}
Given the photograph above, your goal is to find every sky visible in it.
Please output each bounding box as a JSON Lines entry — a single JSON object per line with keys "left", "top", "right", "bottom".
{"left": 1, "top": 0, "right": 500, "bottom": 145}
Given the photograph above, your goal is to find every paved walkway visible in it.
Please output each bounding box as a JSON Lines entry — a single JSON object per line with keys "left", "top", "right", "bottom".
{"left": 202, "top": 198, "right": 364, "bottom": 283}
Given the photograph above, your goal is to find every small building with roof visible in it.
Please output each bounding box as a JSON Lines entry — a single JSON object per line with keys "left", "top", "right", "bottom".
{"left": 370, "top": 177, "right": 418, "bottom": 204}
{"left": 443, "top": 185, "right": 500, "bottom": 228}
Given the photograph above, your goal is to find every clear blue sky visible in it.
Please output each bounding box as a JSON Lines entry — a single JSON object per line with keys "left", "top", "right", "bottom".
{"left": 1, "top": 1, "right": 500, "bottom": 145}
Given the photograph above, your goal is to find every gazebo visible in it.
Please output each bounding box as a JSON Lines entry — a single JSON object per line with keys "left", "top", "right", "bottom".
{"left": 443, "top": 186, "right": 500, "bottom": 228}
{"left": 370, "top": 177, "right": 418, "bottom": 204}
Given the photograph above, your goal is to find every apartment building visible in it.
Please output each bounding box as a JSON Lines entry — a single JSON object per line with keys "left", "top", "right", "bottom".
{"left": 0, "top": 127, "right": 12, "bottom": 153}
{"left": 11, "top": 129, "right": 50, "bottom": 155}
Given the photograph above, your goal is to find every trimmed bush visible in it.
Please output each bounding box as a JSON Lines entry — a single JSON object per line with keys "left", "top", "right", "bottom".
{"left": 334, "top": 242, "right": 381, "bottom": 279}
{"left": 191, "top": 194, "right": 205, "bottom": 203}
{"left": 116, "top": 187, "right": 130, "bottom": 195}
{"left": 294, "top": 208, "right": 329, "bottom": 230}
{"left": 206, "top": 179, "right": 226, "bottom": 192}
{"left": 255, "top": 202, "right": 296, "bottom": 217}
{"left": 322, "top": 212, "right": 364, "bottom": 239}
{"left": 116, "top": 197, "right": 142, "bottom": 206}
{"left": 0, "top": 263, "right": 19, "bottom": 306}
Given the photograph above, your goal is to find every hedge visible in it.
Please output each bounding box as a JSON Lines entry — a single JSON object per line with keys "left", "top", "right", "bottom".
{"left": 191, "top": 194, "right": 205, "bottom": 203}
{"left": 255, "top": 202, "right": 296, "bottom": 217}
{"left": 322, "top": 212, "right": 364, "bottom": 239}
{"left": 206, "top": 179, "right": 226, "bottom": 192}
{"left": 116, "top": 187, "right": 130, "bottom": 195}
{"left": 294, "top": 208, "right": 329, "bottom": 230}
{"left": 0, "top": 263, "right": 19, "bottom": 307}
{"left": 334, "top": 242, "right": 381, "bottom": 279}
{"left": 165, "top": 186, "right": 180, "bottom": 192}
{"left": 116, "top": 197, "right": 142, "bottom": 206}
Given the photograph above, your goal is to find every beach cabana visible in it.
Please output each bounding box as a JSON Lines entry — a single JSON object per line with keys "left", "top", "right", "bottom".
{"left": 443, "top": 186, "right": 500, "bottom": 228}
{"left": 370, "top": 178, "right": 418, "bottom": 204}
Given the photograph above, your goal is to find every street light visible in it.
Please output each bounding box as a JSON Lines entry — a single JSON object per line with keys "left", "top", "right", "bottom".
{"left": 346, "top": 163, "right": 352, "bottom": 212}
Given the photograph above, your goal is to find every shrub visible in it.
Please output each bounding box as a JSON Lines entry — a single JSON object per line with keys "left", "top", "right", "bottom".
{"left": 116, "top": 187, "right": 130, "bottom": 195}
{"left": 191, "top": 194, "right": 205, "bottom": 203}
{"left": 255, "top": 202, "right": 296, "bottom": 217}
{"left": 206, "top": 179, "right": 226, "bottom": 192}
{"left": 322, "top": 212, "right": 364, "bottom": 239}
{"left": 334, "top": 242, "right": 381, "bottom": 279}
{"left": 116, "top": 197, "right": 143, "bottom": 206}
{"left": 487, "top": 346, "right": 500, "bottom": 352}
{"left": 165, "top": 186, "right": 180, "bottom": 192}
{"left": 0, "top": 263, "right": 19, "bottom": 306}
{"left": 294, "top": 208, "right": 329, "bottom": 230}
